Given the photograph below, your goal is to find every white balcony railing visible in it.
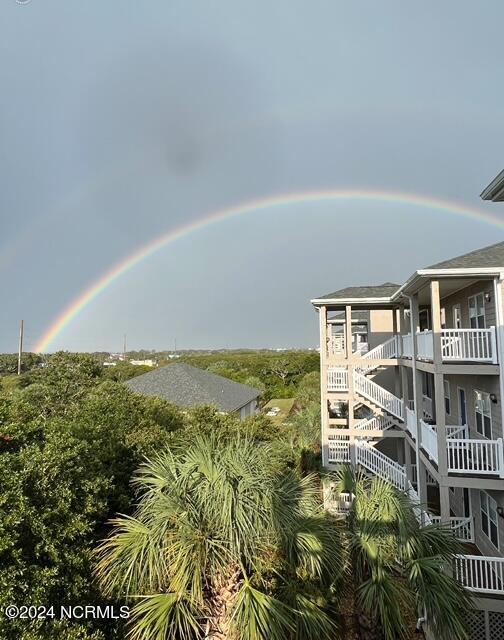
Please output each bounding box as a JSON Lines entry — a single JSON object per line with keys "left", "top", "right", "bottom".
{"left": 442, "top": 327, "right": 497, "bottom": 363}
{"left": 400, "top": 327, "right": 498, "bottom": 363}
{"left": 447, "top": 438, "right": 504, "bottom": 477}
{"left": 327, "top": 435, "right": 350, "bottom": 463}
{"left": 454, "top": 555, "right": 504, "bottom": 594}
{"left": 446, "top": 424, "right": 468, "bottom": 439}
{"left": 327, "top": 334, "right": 345, "bottom": 357}
{"left": 406, "top": 406, "right": 417, "bottom": 440}
{"left": 421, "top": 420, "right": 438, "bottom": 463}
{"left": 327, "top": 335, "right": 370, "bottom": 357}
{"left": 430, "top": 516, "right": 474, "bottom": 542}
{"left": 402, "top": 333, "right": 413, "bottom": 358}
{"left": 355, "top": 341, "right": 369, "bottom": 355}
{"left": 354, "top": 414, "right": 395, "bottom": 431}
{"left": 417, "top": 330, "right": 434, "bottom": 360}
{"left": 422, "top": 395, "right": 434, "bottom": 420}
{"left": 324, "top": 489, "right": 353, "bottom": 515}
{"left": 327, "top": 367, "right": 348, "bottom": 391}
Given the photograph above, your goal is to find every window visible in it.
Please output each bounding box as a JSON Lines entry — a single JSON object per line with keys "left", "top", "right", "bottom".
{"left": 480, "top": 491, "right": 499, "bottom": 549}
{"left": 475, "top": 390, "right": 492, "bottom": 438}
{"left": 468, "top": 293, "right": 485, "bottom": 329}
{"left": 444, "top": 380, "right": 450, "bottom": 415}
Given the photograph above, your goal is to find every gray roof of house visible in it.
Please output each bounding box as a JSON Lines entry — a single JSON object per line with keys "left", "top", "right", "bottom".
{"left": 125, "top": 362, "right": 261, "bottom": 412}
{"left": 425, "top": 241, "right": 504, "bottom": 270}
{"left": 481, "top": 170, "right": 504, "bottom": 201}
{"left": 316, "top": 282, "right": 399, "bottom": 300}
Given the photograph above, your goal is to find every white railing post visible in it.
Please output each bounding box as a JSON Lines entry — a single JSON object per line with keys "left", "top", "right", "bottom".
{"left": 498, "top": 438, "right": 504, "bottom": 478}
{"left": 491, "top": 326, "right": 498, "bottom": 364}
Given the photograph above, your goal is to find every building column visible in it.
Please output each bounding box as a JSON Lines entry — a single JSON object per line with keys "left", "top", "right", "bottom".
{"left": 410, "top": 293, "right": 428, "bottom": 513}
{"left": 345, "top": 305, "right": 357, "bottom": 465}
{"left": 319, "top": 305, "right": 329, "bottom": 467}
{"left": 399, "top": 305, "right": 409, "bottom": 405}
{"left": 431, "top": 280, "right": 449, "bottom": 522}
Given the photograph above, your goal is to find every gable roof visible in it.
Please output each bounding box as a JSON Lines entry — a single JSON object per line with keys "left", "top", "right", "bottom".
{"left": 125, "top": 363, "right": 261, "bottom": 412}
{"left": 314, "top": 282, "right": 399, "bottom": 302}
{"left": 424, "top": 241, "right": 504, "bottom": 270}
{"left": 481, "top": 170, "right": 504, "bottom": 201}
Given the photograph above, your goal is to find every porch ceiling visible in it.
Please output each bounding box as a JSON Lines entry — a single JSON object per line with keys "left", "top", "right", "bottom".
{"left": 416, "top": 277, "right": 489, "bottom": 305}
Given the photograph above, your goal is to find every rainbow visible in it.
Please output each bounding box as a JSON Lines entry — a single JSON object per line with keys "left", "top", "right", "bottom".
{"left": 34, "top": 188, "right": 504, "bottom": 352}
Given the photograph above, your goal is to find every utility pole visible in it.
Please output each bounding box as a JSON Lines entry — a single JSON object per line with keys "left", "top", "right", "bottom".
{"left": 17, "top": 320, "right": 24, "bottom": 375}
{"left": 123, "top": 334, "right": 127, "bottom": 360}
{"left": 174, "top": 338, "right": 177, "bottom": 356}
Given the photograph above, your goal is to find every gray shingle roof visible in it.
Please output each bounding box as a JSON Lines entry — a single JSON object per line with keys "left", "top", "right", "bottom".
{"left": 125, "top": 363, "right": 260, "bottom": 412}
{"left": 316, "top": 282, "right": 399, "bottom": 300}
{"left": 425, "top": 241, "right": 504, "bottom": 270}
{"left": 481, "top": 170, "right": 504, "bottom": 201}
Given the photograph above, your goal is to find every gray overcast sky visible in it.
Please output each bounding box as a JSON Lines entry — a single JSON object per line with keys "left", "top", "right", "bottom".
{"left": 1, "top": 1, "right": 503, "bottom": 353}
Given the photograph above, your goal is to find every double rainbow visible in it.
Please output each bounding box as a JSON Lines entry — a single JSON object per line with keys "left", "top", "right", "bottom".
{"left": 34, "top": 188, "right": 504, "bottom": 352}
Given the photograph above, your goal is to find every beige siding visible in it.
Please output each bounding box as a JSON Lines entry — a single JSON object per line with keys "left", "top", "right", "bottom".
{"left": 442, "top": 280, "right": 496, "bottom": 329}
{"left": 368, "top": 309, "right": 395, "bottom": 348}
{"left": 444, "top": 374, "right": 502, "bottom": 440}
{"left": 471, "top": 487, "right": 504, "bottom": 557}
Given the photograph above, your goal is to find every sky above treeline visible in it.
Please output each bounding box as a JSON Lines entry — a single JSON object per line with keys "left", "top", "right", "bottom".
{"left": 1, "top": 1, "right": 504, "bottom": 353}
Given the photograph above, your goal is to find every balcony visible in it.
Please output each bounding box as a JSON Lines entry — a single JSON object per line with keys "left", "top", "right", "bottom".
{"left": 430, "top": 515, "right": 474, "bottom": 542}
{"left": 401, "top": 327, "right": 497, "bottom": 363}
{"left": 406, "top": 411, "right": 504, "bottom": 477}
{"left": 454, "top": 555, "right": 504, "bottom": 595}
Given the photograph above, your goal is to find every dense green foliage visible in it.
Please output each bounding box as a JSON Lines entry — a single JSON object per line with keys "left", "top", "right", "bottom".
{"left": 0, "top": 352, "right": 43, "bottom": 376}
{"left": 0, "top": 353, "right": 185, "bottom": 640}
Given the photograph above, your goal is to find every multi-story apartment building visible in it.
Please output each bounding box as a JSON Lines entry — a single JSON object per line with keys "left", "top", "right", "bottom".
{"left": 312, "top": 174, "right": 504, "bottom": 640}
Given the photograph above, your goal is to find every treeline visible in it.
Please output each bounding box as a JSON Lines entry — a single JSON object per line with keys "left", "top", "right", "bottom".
{"left": 1, "top": 350, "right": 319, "bottom": 402}
{"left": 172, "top": 350, "right": 320, "bottom": 400}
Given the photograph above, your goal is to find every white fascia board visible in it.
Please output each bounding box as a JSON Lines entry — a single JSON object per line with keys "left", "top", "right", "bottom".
{"left": 310, "top": 297, "right": 393, "bottom": 306}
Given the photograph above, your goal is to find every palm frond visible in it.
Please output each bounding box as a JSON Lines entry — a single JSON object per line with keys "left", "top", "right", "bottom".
{"left": 407, "top": 556, "right": 472, "bottom": 640}
{"left": 94, "top": 515, "right": 167, "bottom": 596}
{"left": 229, "top": 581, "right": 295, "bottom": 640}
{"left": 127, "top": 593, "right": 201, "bottom": 640}
{"left": 357, "top": 569, "right": 413, "bottom": 640}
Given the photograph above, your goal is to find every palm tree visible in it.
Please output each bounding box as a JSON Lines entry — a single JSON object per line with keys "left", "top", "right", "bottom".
{"left": 95, "top": 435, "right": 343, "bottom": 640}
{"left": 330, "top": 467, "right": 472, "bottom": 640}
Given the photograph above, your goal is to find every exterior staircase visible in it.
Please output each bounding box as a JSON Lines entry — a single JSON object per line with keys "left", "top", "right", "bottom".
{"left": 354, "top": 371, "right": 404, "bottom": 420}
{"left": 354, "top": 413, "right": 398, "bottom": 431}
{"left": 358, "top": 335, "right": 401, "bottom": 374}
{"left": 355, "top": 441, "right": 407, "bottom": 491}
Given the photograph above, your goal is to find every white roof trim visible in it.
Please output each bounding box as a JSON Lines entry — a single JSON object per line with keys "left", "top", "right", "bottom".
{"left": 311, "top": 296, "right": 393, "bottom": 305}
